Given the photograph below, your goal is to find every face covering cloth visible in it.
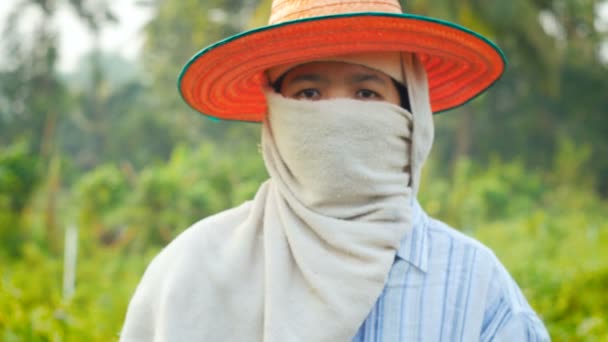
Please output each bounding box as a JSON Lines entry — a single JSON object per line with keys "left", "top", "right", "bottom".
{"left": 120, "top": 54, "right": 434, "bottom": 342}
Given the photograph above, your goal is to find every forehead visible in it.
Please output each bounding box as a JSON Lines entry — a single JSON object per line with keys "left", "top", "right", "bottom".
{"left": 282, "top": 61, "right": 392, "bottom": 80}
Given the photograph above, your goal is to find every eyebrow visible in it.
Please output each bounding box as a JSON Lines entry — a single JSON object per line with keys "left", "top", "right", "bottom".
{"left": 288, "top": 73, "right": 328, "bottom": 84}
{"left": 349, "top": 73, "right": 389, "bottom": 85}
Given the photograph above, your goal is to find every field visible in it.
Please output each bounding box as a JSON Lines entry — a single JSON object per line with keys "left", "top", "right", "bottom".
{"left": 2, "top": 143, "right": 607, "bottom": 341}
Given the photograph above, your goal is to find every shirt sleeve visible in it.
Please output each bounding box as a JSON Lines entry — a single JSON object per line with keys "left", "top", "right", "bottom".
{"left": 488, "top": 311, "right": 550, "bottom": 342}
{"left": 480, "top": 259, "right": 550, "bottom": 342}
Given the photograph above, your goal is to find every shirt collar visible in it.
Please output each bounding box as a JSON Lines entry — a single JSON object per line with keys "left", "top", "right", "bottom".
{"left": 395, "top": 199, "right": 430, "bottom": 273}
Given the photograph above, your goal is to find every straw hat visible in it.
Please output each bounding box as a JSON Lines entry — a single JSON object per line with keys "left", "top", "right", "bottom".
{"left": 178, "top": 0, "right": 506, "bottom": 122}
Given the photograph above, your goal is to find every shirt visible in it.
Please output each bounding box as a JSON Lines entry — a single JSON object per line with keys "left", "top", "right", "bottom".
{"left": 352, "top": 201, "right": 550, "bottom": 341}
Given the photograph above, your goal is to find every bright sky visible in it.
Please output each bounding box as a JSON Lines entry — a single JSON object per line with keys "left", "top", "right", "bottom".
{"left": 0, "top": 1, "right": 606, "bottom": 72}
{"left": 0, "top": 0, "right": 153, "bottom": 73}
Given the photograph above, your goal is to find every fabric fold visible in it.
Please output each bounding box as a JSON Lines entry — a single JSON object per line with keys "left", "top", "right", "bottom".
{"left": 251, "top": 93, "right": 415, "bottom": 341}
{"left": 120, "top": 54, "right": 435, "bottom": 342}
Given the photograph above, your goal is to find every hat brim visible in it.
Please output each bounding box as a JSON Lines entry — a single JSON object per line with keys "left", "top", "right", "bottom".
{"left": 178, "top": 12, "right": 506, "bottom": 122}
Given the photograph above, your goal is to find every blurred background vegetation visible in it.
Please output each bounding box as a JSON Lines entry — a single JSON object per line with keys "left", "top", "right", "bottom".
{"left": 1, "top": 0, "right": 607, "bottom": 340}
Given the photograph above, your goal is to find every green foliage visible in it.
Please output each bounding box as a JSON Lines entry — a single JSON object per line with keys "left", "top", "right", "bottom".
{"left": 0, "top": 143, "right": 40, "bottom": 257}
{"left": 71, "top": 143, "right": 266, "bottom": 249}
{"left": 139, "top": 0, "right": 265, "bottom": 148}
{"left": 1, "top": 142, "right": 267, "bottom": 340}
{"left": 1, "top": 0, "right": 608, "bottom": 340}
{"left": 3, "top": 141, "right": 608, "bottom": 340}
{"left": 0, "top": 143, "right": 40, "bottom": 212}
{"left": 75, "top": 165, "right": 129, "bottom": 225}
{"left": 405, "top": 0, "right": 608, "bottom": 195}
{"left": 0, "top": 241, "right": 158, "bottom": 341}
{"left": 124, "top": 143, "right": 266, "bottom": 246}
{"left": 418, "top": 142, "right": 608, "bottom": 341}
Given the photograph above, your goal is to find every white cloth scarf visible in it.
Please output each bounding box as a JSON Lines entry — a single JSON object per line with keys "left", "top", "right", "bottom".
{"left": 120, "top": 54, "right": 434, "bottom": 342}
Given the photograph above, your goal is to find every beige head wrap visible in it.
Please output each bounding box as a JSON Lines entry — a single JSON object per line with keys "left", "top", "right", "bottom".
{"left": 267, "top": 52, "right": 405, "bottom": 84}
{"left": 267, "top": 51, "right": 434, "bottom": 196}
{"left": 120, "top": 54, "right": 434, "bottom": 342}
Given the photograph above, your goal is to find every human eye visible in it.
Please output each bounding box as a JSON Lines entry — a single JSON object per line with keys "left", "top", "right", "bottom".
{"left": 294, "top": 88, "right": 321, "bottom": 100}
{"left": 356, "top": 89, "right": 382, "bottom": 100}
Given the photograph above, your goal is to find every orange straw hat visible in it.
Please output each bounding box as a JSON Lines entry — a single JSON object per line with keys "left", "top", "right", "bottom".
{"left": 178, "top": 0, "right": 506, "bottom": 122}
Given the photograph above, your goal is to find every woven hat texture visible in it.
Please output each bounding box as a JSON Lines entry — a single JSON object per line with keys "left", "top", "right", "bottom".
{"left": 178, "top": 0, "right": 506, "bottom": 121}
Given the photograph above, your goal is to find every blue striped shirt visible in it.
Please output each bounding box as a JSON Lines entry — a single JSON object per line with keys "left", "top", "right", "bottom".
{"left": 353, "top": 201, "right": 550, "bottom": 341}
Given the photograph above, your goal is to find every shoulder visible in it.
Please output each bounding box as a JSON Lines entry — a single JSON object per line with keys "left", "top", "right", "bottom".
{"left": 424, "top": 216, "right": 531, "bottom": 309}
{"left": 424, "top": 216, "right": 499, "bottom": 274}
{"left": 141, "top": 200, "right": 253, "bottom": 284}
{"left": 423, "top": 216, "right": 549, "bottom": 341}
{"left": 121, "top": 201, "right": 253, "bottom": 339}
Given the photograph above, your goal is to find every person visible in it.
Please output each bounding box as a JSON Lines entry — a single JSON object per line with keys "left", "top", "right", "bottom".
{"left": 120, "top": 0, "right": 550, "bottom": 341}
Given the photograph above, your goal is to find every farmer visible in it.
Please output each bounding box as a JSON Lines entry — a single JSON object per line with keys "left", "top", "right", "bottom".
{"left": 121, "top": 0, "right": 550, "bottom": 341}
